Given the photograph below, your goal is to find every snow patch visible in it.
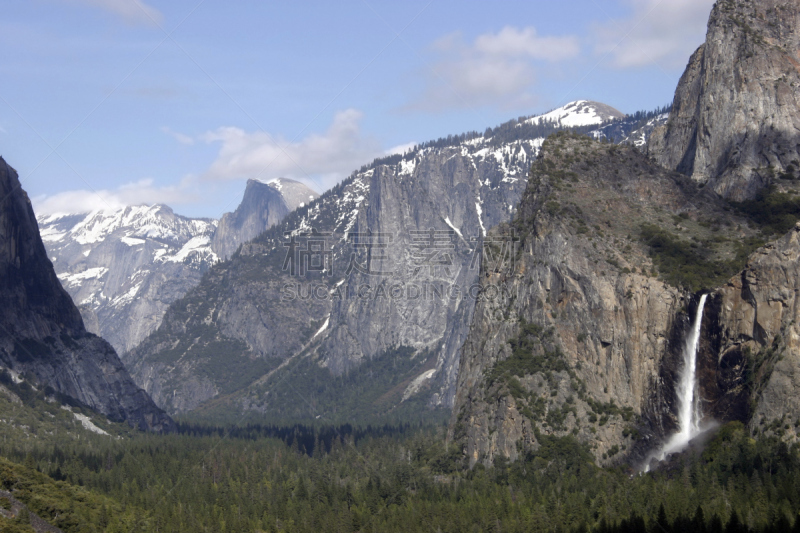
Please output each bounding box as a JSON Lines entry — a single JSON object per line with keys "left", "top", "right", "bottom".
{"left": 61, "top": 406, "right": 110, "bottom": 436}
{"left": 58, "top": 267, "right": 109, "bottom": 287}
{"left": 402, "top": 369, "right": 436, "bottom": 401}
{"left": 168, "top": 235, "right": 216, "bottom": 263}
{"left": 121, "top": 236, "right": 146, "bottom": 246}
{"left": 524, "top": 100, "right": 609, "bottom": 128}
{"left": 312, "top": 316, "right": 330, "bottom": 339}
{"left": 475, "top": 202, "right": 486, "bottom": 237}
{"left": 443, "top": 216, "right": 463, "bottom": 240}
{"left": 40, "top": 227, "right": 66, "bottom": 242}
{"left": 111, "top": 281, "right": 143, "bottom": 306}
{"left": 398, "top": 159, "right": 416, "bottom": 177}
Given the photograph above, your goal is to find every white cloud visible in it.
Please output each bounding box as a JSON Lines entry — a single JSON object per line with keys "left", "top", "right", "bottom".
{"left": 474, "top": 26, "right": 580, "bottom": 62}
{"left": 161, "top": 126, "right": 194, "bottom": 145}
{"left": 385, "top": 142, "right": 417, "bottom": 156}
{"left": 201, "top": 109, "right": 382, "bottom": 191}
{"left": 62, "top": 0, "right": 164, "bottom": 26}
{"left": 408, "top": 27, "right": 579, "bottom": 112}
{"left": 593, "top": 0, "right": 715, "bottom": 69}
{"left": 33, "top": 176, "right": 198, "bottom": 216}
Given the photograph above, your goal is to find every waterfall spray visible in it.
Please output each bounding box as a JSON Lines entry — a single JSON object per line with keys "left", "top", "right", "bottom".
{"left": 648, "top": 294, "right": 708, "bottom": 466}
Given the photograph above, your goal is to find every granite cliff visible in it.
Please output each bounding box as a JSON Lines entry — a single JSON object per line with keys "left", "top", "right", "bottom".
{"left": 0, "top": 157, "right": 172, "bottom": 431}
{"left": 212, "top": 178, "right": 318, "bottom": 260}
{"left": 649, "top": 0, "right": 800, "bottom": 200}
{"left": 125, "top": 102, "right": 655, "bottom": 418}
{"left": 452, "top": 0, "right": 800, "bottom": 467}
{"left": 38, "top": 177, "right": 318, "bottom": 356}
{"left": 449, "top": 133, "right": 766, "bottom": 466}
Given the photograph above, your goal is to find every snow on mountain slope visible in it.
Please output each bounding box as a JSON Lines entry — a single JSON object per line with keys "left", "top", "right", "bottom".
{"left": 39, "top": 180, "right": 319, "bottom": 355}
{"left": 266, "top": 177, "right": 319, "bottom": 210}
{"left": 39, "top": 205, "right": 219, "bottom": 354}
{"left": 40, "top": 100, "right": 661, "bottom": 418}
{"left": 524, "top": 100, "right": 625, "bottom": 128}
{"left": 128, "top": 100, "right": 650, "bottom": 416}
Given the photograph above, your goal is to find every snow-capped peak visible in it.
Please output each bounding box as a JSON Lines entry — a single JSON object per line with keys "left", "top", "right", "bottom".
{"left": 523, "top": 100, "right": 625, "bottom": 128}
{"left": 37, "top": 204, "right": 216, "bottom": 246}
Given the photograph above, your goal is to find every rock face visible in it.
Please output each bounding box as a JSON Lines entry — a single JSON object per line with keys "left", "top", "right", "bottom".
{"left": 212, "top": 178, "right": 318, "bottom": 260}
{"left": 648, "top": 0, "right": 800, "bottom": 200}
{"left": 704, "top": 222, "right": 800, "bottom": 440}
{"left": 126, "top": 102, "right": 651, "bottom": 417}
{"left": 39, "top": 206, "right": 218, "bottom": 354}
{"left": 449, "top": 133, "right": 765, "bottom": 466}
{"left": 38, "top": 178, "right": 317, "bottom": 356}
{"left": 0, "top": 157, "right": 172, "bottom": 431}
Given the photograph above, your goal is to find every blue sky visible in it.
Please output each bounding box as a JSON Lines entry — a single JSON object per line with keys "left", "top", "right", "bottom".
{"left": 1, "top": 0, "right": 716, "bottom": 219}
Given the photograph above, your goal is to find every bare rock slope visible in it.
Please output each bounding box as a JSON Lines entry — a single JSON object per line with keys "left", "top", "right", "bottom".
{"left": 649, "top": 0, "right": 800, "bottom": 200}
{"left": 0, "top": 157, "right": 172, "bottom": 431}
{"left": 450, "top": 133, "right": 762, "bottom": 466}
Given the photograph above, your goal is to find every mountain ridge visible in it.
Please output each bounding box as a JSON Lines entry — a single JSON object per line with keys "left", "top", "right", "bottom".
{"left": 123, "top": 101, "right": 670, "bottom": 419}
{"left": 37, "top": 177, "right": 318, "bottom": 355}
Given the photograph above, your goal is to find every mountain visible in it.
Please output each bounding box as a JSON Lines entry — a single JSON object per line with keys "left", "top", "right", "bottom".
{"left": 37, "top": 177, "right": 318, "bottom": 356}
{"left": 450, "top": 0, "right": 800, "bottom": 467}
{"left": 448, "top": 132, "right": 761, "bottom": 466}
{"left": 523, "top": 100, "right": 624, "bottom": 127}
{"left": 212, "top": 178, "right": 319, "bottom": 260}
{"left": 593, "top": 109, "right": 671, "bottom": 148}
{"left": 122, "top": 101, "right": 678, "bottom": 420}
{"left": 39, "top": 205, "right": 218, "bottom": 355}
{"left": 0, "top": 157, "right": 172, "bottom": 431}
{"left": 648, "top": 0, "right": 800, "bottom": 200}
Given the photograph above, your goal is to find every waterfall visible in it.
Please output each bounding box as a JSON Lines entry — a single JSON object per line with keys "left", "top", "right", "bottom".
{"left": 648, "top": 294, "right": 708, "bottom": 466}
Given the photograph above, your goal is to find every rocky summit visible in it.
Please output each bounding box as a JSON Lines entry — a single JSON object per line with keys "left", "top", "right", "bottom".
{"left": 649, "top": 0, "right": 800, "bottom": 200}
{"left": 38, "top": 176, "right": 318, "bottom": 356}
{"left": 451, "top": 0, "right": 800, "bottom": 467}
{"left": 212, "top": 178, "right": 318, "bottom": 260}
{"left": 0, "top": 157, "right": 172, "bottom": 431}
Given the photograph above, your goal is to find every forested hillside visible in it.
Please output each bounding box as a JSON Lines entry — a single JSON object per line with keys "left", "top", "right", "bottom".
{"left": 1, "top": 421, "right": 800, "bottom": 532}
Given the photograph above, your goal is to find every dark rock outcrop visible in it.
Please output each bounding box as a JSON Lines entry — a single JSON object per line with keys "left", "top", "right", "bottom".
{"left": 0, "top": 157, "right": 172, "bottom": 431}
{"left": 649, "top": 0, "right": 800, "bottom": 200}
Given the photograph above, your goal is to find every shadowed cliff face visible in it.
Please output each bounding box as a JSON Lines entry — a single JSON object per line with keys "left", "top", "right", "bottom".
{"left": 0, "top": 157, "right": 172, "bottom": 432}
{"left": 710, "top": 223, "right": 800, "bottom": 441}
{"left": 649, "top": 0, "right": 800, "bottom": 200}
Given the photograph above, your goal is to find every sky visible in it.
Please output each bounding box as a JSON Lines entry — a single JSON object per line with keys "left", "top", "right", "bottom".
{"left": 0, "top": 0, "right": 717, "bottom": 219}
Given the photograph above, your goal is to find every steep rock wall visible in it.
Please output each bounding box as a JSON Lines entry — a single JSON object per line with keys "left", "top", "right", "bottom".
{"left": 649, "top": 0, "right": 800, "bottom": 200}
{"left": 0, "top": 158, "right": 172, "bottom": 431}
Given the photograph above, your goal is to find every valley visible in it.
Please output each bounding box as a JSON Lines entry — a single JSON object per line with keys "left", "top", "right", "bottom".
{"left": 3, "top": 0, "right": 800, "bottom": 531}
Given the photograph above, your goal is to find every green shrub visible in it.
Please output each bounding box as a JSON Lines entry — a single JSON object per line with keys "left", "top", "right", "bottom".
{"left": 639, "top": 223, "right": 749, "bottom": 291}
{"left": 731, "top": 185, "right": 800, "bottom": 235}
